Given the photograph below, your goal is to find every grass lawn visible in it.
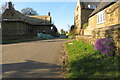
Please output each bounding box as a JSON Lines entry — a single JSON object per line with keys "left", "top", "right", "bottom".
{"left": 65, "top": 40, "right": 119, "bottom": 78}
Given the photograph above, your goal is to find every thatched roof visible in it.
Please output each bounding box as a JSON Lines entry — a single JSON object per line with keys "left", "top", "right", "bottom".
{"left": 29, "top": 15, "right": 50, "bottom": 19}
{"left": 2, "top": 2, "right": 53, "bottom": 26}
{"left": 89, "top": 0, "right": 119, "bottom": 17}
{"left": 15, "top": 9, "right": 52, "bottom": 25}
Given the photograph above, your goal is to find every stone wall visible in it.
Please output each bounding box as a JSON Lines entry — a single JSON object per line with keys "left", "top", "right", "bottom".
{"left": 76, "top": 35, "right": 96, "bottom": 44}
{"left": 76, "top": 24, "right": 120, "bottom": 56}
{"left": 92, "top": 24, "right": 120, "bottom": 56}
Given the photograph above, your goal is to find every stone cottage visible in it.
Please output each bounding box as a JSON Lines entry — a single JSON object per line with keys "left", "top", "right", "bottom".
{"left": 74, "top": 0, "right": 99, "bottom": 35}
{"left": 1, "top": 2, "right": 53, "bottom": 41}
{"left": 84, "top": 1, "right": 120, "bottom": 35}
{"left": 81, "top": 0, "right": 120, "bottom": 55}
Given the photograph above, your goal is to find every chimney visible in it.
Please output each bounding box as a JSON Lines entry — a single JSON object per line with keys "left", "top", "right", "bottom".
{"left": 48, "top": 12, "right": 50, "bottom": 16}
{"left": 8, "top": 2, "right": 13, "bottom": 9}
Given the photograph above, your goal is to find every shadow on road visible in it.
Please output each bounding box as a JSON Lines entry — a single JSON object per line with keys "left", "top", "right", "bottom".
{"left": 1, "top": 38, "right": 67, "bottom": 45}
{"left": 2, "top": 60, "right": 62, "bottom": 78}
{"left": 43, "top": 40, "right": 66, "bottom": 42}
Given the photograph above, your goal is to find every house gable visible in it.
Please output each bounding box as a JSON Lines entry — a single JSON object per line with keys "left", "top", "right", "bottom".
{"left": 2, "top": 8, "right": 21, "bottom": 20}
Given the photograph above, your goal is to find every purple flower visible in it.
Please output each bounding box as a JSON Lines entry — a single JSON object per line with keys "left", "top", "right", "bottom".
{"left": 94, "top": 38, "right": 115, "bottom": 56}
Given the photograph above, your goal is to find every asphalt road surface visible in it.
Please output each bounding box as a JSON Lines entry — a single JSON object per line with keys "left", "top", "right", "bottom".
{"left": 2, "top": 39, "right": 67, "bottom": 78}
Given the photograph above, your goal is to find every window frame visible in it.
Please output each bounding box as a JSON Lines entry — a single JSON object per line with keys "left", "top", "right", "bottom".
{"left": 97, "top": 11, "right": 105, "bottom": 24}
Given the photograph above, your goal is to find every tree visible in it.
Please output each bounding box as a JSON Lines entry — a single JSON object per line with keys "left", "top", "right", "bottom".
{"left": 51, "top": 25, "right": 59, "bottom": 37}
{"left": 60, "top": 29, "right": 66, "bottom": 34}
{"left": 0, "top": 2, "right": 8, "bottom": 14}
{"left": 21, "top": 8, "right": 38, "bottom": 16}
{"left": 0, "top": 2, "right": 14, "bottom": 14}
{"left": 51, "top": 25, "right": 58, "bottom": 33}
{"left": 70, "top": 25, "right": 75, "bottom": 31}
{"left": 69, "top": 25, "right": 75, "bottom": 34}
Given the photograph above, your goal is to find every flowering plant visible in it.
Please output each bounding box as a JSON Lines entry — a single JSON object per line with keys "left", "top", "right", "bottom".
{"left": 94, "top": 38, "right": 115, "bottom": 56}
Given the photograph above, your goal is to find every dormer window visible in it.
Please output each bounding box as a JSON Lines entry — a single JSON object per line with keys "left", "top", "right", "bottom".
{"left": 88, "top": 5, "right": 96, "bottom": 9}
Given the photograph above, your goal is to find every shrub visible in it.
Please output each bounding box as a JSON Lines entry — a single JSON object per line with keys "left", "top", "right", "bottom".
{"left": 68, "top": 34, "right": 77, "bottom": 39}
{"left": 83, "top": 23, "right": 88, "bottom": 29}
{"left": 94, "top": 38, "right": 115, "bottom": 56}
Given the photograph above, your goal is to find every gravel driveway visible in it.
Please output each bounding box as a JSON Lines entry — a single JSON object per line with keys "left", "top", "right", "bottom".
{"left": 2, "top": 39, "right": 67, "bottom": 78}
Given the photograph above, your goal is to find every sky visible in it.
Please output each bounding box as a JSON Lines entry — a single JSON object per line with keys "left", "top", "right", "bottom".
{"left": 10, "top": 2, "right": 76, "bottom": 31}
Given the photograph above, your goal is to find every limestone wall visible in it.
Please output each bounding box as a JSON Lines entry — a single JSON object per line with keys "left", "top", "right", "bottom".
{"left": 92, "top": 24, "right": 120, "bottom": 55}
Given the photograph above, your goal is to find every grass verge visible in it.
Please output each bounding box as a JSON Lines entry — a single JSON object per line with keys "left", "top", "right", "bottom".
{"left": 65, "top": 40, "right": 119, "bottom": 78}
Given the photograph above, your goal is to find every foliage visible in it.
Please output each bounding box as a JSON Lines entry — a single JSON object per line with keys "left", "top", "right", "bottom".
{"left": 94, "top": 38, "right": 115, "bottom": 56}
{"left": 21, "top": 8, "right": 38, "bottom": 16}
{"left": 70, "top": 25, "right": 75, "bottom": 34}
{"left": 83, "top": 22, "right": 88, "bottom": 29}
{"left": 65, "top": 40, "right": 119, "bottom": 78}
{"left": 67, "top": 34, "right": 77, "bottom": 39}
{"left": 60, "top": 29, "right": 66, "bottom": 34}
{"left": 51, "top": 25, "right": 58, "bottom": 33}
{"left": 70, "top": 25, "right": 74, "bottom": 30}
{"left": 0, "top": 2, "right": 8, "bottom": 13}
{"left": 51, "top": 25, "right": 59, "bottom": 37}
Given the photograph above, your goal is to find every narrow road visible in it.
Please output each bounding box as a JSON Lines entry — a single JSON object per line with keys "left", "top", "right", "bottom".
{"left": 2, "top": 39, "right": 67, "bottom": 78}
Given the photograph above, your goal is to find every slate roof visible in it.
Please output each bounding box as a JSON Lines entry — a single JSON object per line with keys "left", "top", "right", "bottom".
{"left": 89, "top": 0, "right": 119, "bottom": 17}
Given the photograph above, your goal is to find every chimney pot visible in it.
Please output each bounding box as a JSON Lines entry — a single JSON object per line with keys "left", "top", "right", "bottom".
{"left": 48, "top": 12, "right": 50, "bottom": 16}
{"left": 8, "top": 2, "right": 12, "bottom": 9}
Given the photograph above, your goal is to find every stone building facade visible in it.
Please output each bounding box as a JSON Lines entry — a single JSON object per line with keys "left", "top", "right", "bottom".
{"left": 74, "top": 0, "right": 99, "bottom": 35}
{"left": 76, "top": 1, "right": 120, "bottom": 55}
{"left": 1, "top": 2, "right": 53, "bottom": 41}
{"left": 84, "top": 1, "right": 120, "bottom": 35}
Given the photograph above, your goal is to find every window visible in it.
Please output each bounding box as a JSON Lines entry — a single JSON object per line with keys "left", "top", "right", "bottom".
{"left": 97, "top": 11, "right": 105, "bottom": 24}
{"left": 88, "top": 5, "right": 96, "bottom": 9}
